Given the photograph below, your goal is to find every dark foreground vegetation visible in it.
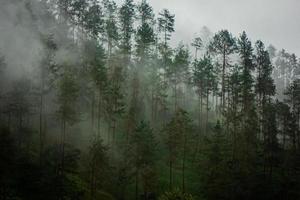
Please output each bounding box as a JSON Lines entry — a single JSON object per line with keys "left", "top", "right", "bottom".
{"left": 0, "top": 0, "right": 300, "bottom": 199}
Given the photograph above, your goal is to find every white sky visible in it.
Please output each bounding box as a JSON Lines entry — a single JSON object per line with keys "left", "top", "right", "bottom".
{"left": 117, "top": 0, "right": 300, "bottom": 55}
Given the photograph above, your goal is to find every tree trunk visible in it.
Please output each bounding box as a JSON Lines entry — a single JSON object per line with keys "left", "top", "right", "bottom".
{"left": 174, "top": 82, "right": 177, "bottom": 112}
{"left": 222, "top": 49, "right": 226, "bottom": 112}
{"left": 61, "top": 120, "right": 66, "bottom": 176}
{"left": 97, "top": 87, "right": 101, "bottom": 139}
{"left": 112, "top": 120, "right": 116, "bottom": 145}
{"left": 182, "top": 134, "right": 187, "bottom": 193}
{"left": 169, "top": 160, "right": 173, "bottom": 190}
{"left": 194, "top": 93, "right": 202, "bottom": 162}
{"left": 151, "top": 89, "right": 154, "bottom": 123}
{"left": 201, "top": 93, "right": 203, "bottom": 131}
{"left": 135, "top": 169, "right": 139, "bottom": 200}
{"left": 90, "top": 161, "right": 95, "bottom": 200}
{"left": 39, "top": 90, "right": 44, "bottom": 166}
{"left": 91, "top": 92, "right": 95, "bottom": 135}
{"left": 206, "top": 89, "right": 209, "bottom": 134}
{"left": 59, "top": 119, "right": 66, "bottom": 200}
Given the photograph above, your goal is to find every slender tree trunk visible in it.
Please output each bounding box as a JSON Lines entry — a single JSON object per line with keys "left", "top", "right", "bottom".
{"left": 201, "top": 93, "right": 203, "bottom": 130}
{"left": 91, "top": 92, "right": 95, "bottom": 135}
{"left": 135, "top": 169, "right": 139, "bottom": 200}
{"left": 194, "top": 92, "right": 202, "bottom": 162}
{"left": 61, "top": 120, "right": 66, "bottom": 176}
{"left": 8, "top": 112, "right": 11, "bottom": 132}
{"left": 39, "top": 90, "right": 44, "bottom": 166}
{"left": 107, "top": 121, "right": 111, "bottom": 145}
{"left": 58, "top": 119, "right": 66, "bottom": 200}
{"left": 18, "top": 113, "right": 23, "bottom": 148}
{"left": 222, "top": 49, "right": 226, "bottom": 112}
{"left": 154, "top": 95, "right": 158, "bottom": 122}
{"left": 182, "top": 134, "right": 187, "bottom": 193}
{"left": 90, "top": 161, "right": 95, "bottom": 200}
{"left": 97, "top": 87, "right": 101, "bottom": 139}
{"left": 151, "top": 89, "right": 154, "bottom": 123}
{"left": 206, "top": 89, "right": 209, "bottom": 134}
{"left": 283, "top": 118, "right": 286, "bottom": 149}
{"left": 215, "top": 93, "right": 219, "bottom": 116}
{"left": 112, "top": 120, "right": 116, "bottom": 145}
{"left": 174, "top": 82, "right": 177, "bottom": 112}
{"left": 169, "top": 160, "right": 173, "bottom": 190}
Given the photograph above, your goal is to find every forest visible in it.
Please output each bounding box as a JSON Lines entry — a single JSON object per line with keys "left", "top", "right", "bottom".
{"left": 0, "top": 0, "right": 300, "bottom": 200}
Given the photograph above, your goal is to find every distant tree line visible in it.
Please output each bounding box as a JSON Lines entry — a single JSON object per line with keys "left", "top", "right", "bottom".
{"left": 0, "top": 0, "right": 300, "bottom": 200}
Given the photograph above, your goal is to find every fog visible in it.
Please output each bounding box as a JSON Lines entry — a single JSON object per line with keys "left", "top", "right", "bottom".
{"left": 116, "top": 0, "right": 300, "bottom": 55}
{"left": 0, "top": 1, "right": 300, "bottom": 200}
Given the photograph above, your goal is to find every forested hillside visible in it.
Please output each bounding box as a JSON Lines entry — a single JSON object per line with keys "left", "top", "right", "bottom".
{"left": 0, "top": 0, "right": 300, "bottom": 200}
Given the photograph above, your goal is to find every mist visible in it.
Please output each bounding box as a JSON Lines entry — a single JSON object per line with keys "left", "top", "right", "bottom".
{"left": 0, "top": 0, "right": 300, "bottom": 200}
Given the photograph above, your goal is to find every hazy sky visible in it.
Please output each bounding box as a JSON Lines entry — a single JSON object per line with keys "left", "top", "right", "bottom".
{"left": 119, "top": 0, "right": 300, "bottom": 55}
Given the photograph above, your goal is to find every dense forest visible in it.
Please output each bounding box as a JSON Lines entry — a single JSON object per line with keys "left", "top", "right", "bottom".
{"left": 0, "top": 0, "right": 300, "bottom": 200}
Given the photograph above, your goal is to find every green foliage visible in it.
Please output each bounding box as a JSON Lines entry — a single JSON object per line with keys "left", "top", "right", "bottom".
{"left": 191, "top": 37, "right": 202, "bottom": 52}
{"left": 1, "top": 1, "right": 300, "bottom": 200}
{"left": 103, "top": 0, "right": 119, "bottom": 54}
{"left": 0, "top": 53, "right": 6, "bottom": 74}
{"left": 158, "top": 9, "right": 175, "bottom": 42}
{"left": 83, "top": 0, "right": 104, "bottom": 37}
{"left": 132, "top": 121, "right": 157, "bottom": 166}
{"left": 192, "top": 55, "right": 217, "bottom": 96}
{"left": 135, "top": 0, "right": 155, "bottom": 64}
{"left": 136, "top": 23, "right": 155, "bottom": 61}
{"left": 56, "top": 67, "right": 80, "bottom": 125}
{"left": 198, "top": 121, "right": 232, "bottom": 200}
{"left": 119, "top": 0, "right": 135, "bottom": 56}
{"left": 159, "top": 188, "right": 194, "bottom": 200}
{"left": 209, "top": 30, "right": 236, "bottom": 56}
{"left": 131, "top": 121, "right": 158, "bottom": 194}
{"left": 255, "top": 40, "right": 276, "bottom": 99}
{"left": 87, "top": 41, "right": 107, "bottom": 88}
{"left": 168, "top": 44, "right": 190, "bottom": 106}
{"left": 158, "top": 8, "right": 175, "bottom": 73}
{"left": 164, "top": 109, "right": 192, "bottom": 162}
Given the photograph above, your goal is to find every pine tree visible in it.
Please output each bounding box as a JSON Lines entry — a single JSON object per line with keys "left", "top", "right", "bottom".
{"left": 105, "top": 59, "right": 125, "bottom": 144}
{"left": 87, "top": 41, "right": 107, "bottom": 138}
{"left": 168, "top": 44, "right": 190, "bottom": 111}
{"left": 158, "top": 9, "right": 175, "bottom": 76}
{"left": 83, "top": 0, "right": 104, "bottom": 38}
{"left": 234, "top": 32, "right": 259, "bottom": 195}
{"left": 126, "top": 71, "right": 143, "bottom": 140}
{"left": 157, "top": 9, "right": 175, "bottom": 123}
{"left": 191, "top": 37, "right": 202, "bottom": 60}
{"left": 119, "top": 0, "right": 135, "bottom": 66}
{"left": 70, "top": 0, "right": 88, "bottom": 26}
{"left": 0, "top": 54, "right": 6, "bottom": 126}
{"left": 131, "top": 121, "right": 157, "bottom": 200}
{"left": 237, "top": 32, "right": 256, "bottom": 115}
{"left": 192, "top": 55, "right": 215, "bottom": 133}
{"left": 255, "top": 40, "right": 275, "bottom": 140}
{"left": 209, "top": 30, "right": 236, "bottom": 112}
{"left": 56, "top": 65, "right": 80, "bottom": 199}
{"left": 274, "top": 49, "right": 298, "bottom": 96}
{"left": 38, "top": 34, "right": 57, "bottom": 165}
{"left": 136, "top": 0, "right": 155, "bottom": 65}
{"left": 199, "top": 121, "right": 231, "bottom": 200}
{"left": 103, "top": 0, "right": 119, "bottom": 57}
{"left": 88, "top": 138, "right": 109, "bottom": 200}
{"left": 284, "top": 79, "right": 300, "bottom": 148}
{"left": 226, "top": 64, "right": 242, "bottom": 159}
{"left": 262, "top": 102, "right": 279, "bottom": 180}
{"left": 164, "top": 109, "right": 192, "bottom": 192}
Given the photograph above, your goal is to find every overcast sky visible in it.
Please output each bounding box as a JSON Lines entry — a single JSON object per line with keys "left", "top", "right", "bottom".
{"left": 119, "top": 0, "right": 300, "bottom": 55}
